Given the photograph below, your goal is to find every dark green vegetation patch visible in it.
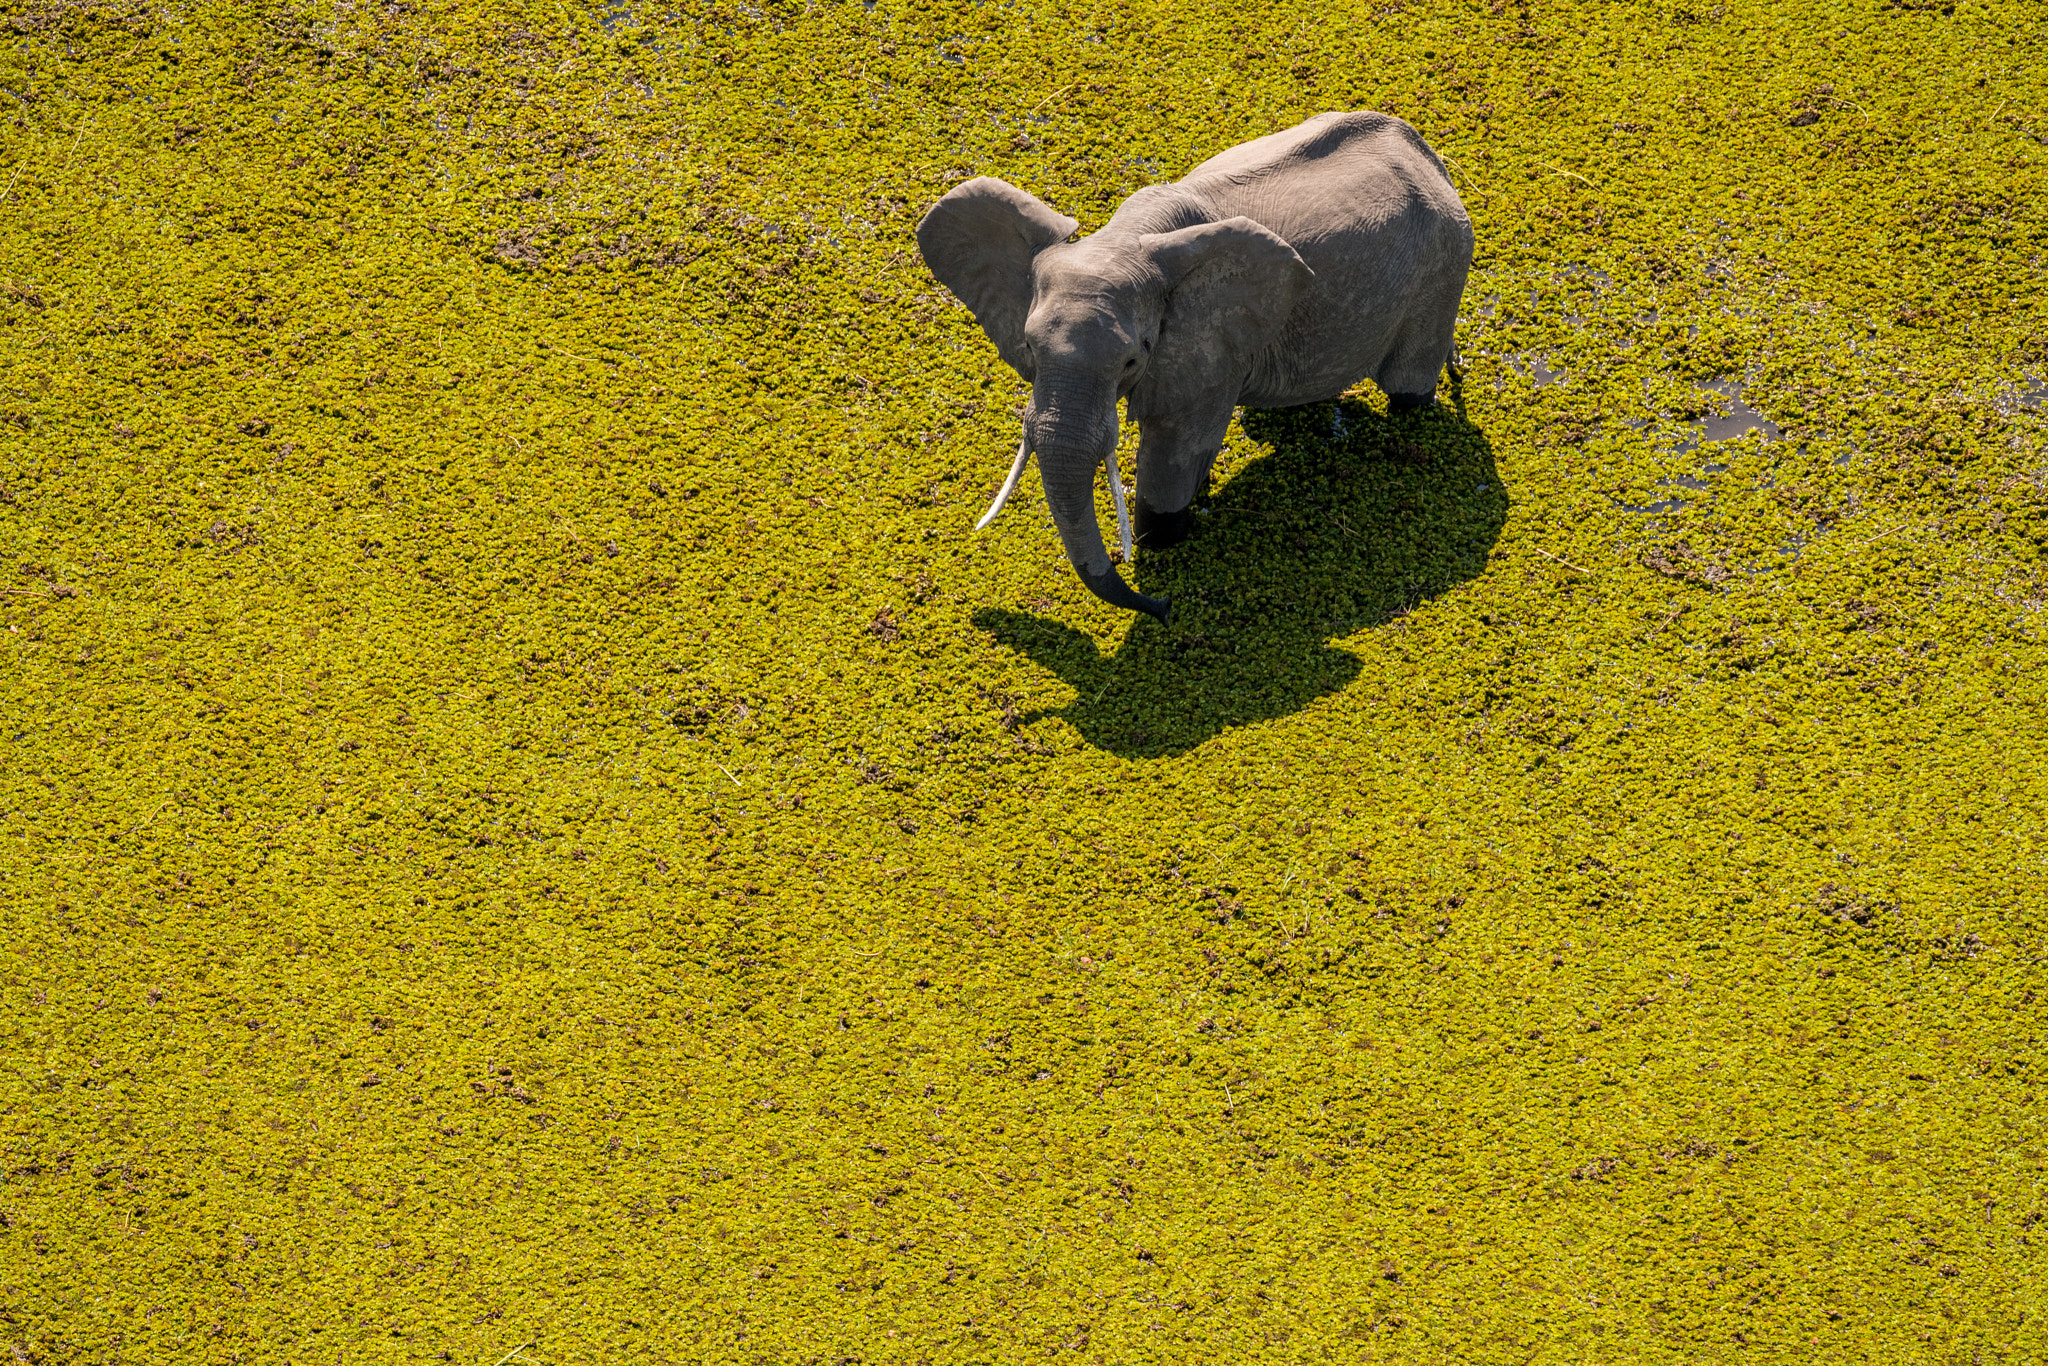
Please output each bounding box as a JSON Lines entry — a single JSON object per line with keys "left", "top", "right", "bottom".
{"left": 3, "top": 0, "right": 2046, "bottom": 1360}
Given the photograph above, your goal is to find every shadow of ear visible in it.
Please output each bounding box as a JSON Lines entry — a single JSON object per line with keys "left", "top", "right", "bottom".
{"left": 976, "top": 396, "right": 1508, "bottom": 758}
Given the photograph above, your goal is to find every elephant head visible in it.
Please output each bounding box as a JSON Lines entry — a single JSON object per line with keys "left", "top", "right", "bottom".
{"left": 916, "top": 177, "right": 1312, "bottom": 624}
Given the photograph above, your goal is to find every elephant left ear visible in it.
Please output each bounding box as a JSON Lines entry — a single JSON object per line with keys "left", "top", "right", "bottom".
{"left": 1130, "top": 218, "right": 1313, "bottom": 420}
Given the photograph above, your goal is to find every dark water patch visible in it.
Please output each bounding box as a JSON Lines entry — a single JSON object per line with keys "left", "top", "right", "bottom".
{"left": 1674, "top": 378, "right": 1783, "bottom": 452}
{"left": 1657, "top": 474, "right": 1712, "bottom": 490}
{"left": 1617, "top": 495, "right": 1689, "bottom": 515}
{"left": 2013, "top": 376, "right": 2048, "bottom": 409}
{"left": 1523, "top": 357, "right": 1565, "bottom": 387}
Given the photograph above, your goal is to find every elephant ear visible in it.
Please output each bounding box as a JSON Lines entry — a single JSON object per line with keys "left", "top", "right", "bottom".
{"left": 1130, "top": 218, "right": 1312, "bottom": 420}
{"left": 916, "top": 177, "right": 1078, "bottom": 379}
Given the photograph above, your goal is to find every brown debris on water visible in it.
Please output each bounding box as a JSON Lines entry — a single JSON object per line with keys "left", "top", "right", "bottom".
{"left": 1641, "top": 540, "right": 1729, "bottom": 585}
{"left": 1815, "top": 883, "right": 1896, "bottom": 927}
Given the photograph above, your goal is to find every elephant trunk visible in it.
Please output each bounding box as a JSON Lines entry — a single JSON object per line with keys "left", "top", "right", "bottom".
{"left": 1031, "top": 378, "right": 1170, "bottom": 626}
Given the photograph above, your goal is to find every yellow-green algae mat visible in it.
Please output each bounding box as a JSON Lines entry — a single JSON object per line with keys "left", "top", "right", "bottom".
{"left": 2, "top": 0, "right": 2047, "bottom": 1359}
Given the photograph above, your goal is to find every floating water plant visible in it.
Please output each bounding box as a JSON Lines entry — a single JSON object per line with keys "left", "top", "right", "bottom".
{"left": 1, "top": 0, "right": 2043, "bottom": 1360}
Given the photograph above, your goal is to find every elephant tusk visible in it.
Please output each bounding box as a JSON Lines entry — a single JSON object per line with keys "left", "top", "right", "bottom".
{"left": 1104, "top": 446, "right": 1135, "bottom": 564}
{"left": 974, "top": 434, "right": 1032, "bottom": 532}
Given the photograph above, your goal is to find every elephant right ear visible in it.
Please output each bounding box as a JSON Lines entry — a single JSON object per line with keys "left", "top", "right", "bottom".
{"left": 1131, "top": 218, "right": 1312, "bottom": 421}
{"left": 916, "top": 178, "right": 1077, "bottom": 379}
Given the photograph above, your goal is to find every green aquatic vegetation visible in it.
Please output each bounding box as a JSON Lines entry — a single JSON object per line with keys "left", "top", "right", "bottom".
{"left": 2, "top": 0, "right": 2046, "bottom": 1359}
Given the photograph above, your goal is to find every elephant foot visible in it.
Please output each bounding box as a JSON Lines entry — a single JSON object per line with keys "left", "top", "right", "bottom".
{"left": 1135, "top": 505, "right": 1192, "bottom": 552}
{"left": 1387, "top": 391, "right": 1438, "bottom": 413}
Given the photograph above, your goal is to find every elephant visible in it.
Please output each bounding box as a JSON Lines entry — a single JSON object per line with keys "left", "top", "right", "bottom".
{"left": 916, "top": 110, "right": 1474, "bottom": 625}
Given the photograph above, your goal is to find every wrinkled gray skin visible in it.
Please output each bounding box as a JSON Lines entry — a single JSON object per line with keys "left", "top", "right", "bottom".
{"left": 917, "top": 111, "right": 1474, "bottom": 624}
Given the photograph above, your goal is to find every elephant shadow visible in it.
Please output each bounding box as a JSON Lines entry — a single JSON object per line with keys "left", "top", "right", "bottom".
{"left": 973, "top": 393, "right": 1508, "bottom": 758}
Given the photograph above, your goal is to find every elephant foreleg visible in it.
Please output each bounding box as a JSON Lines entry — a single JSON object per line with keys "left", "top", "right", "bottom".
{"left": 1131, "top": 392, "right": 1237, "bottom": 552}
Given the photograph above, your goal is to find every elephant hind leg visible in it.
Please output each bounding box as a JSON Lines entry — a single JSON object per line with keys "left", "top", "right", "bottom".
{"left": 1375, "top": 315, "right": 1455, "bottom": 407}
{"left": 1376, "top": 254, "right": 1468, "bottom": 405}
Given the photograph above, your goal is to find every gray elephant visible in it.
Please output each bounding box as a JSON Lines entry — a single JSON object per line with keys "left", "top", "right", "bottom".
{"left": 917, "top": 110, "right": 1473, "bottom": 624}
